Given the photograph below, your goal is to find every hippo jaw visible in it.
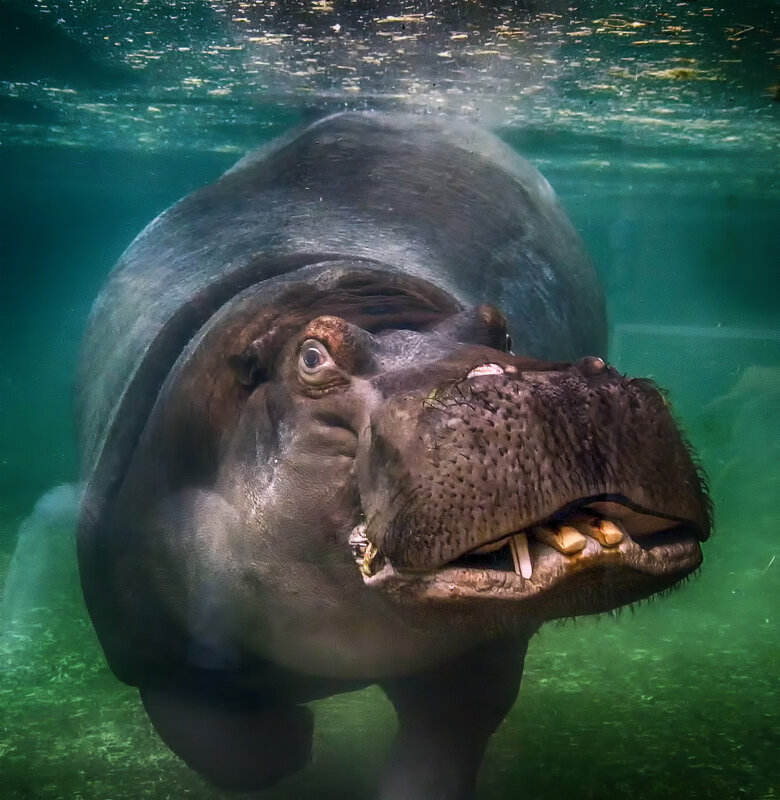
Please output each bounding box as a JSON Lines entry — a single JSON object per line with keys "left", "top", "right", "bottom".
{"left": 353, "top": 352, "right": 710, "bottom": 621}
{"left": 355, "top": 500, "right": 704, "bottom": 616}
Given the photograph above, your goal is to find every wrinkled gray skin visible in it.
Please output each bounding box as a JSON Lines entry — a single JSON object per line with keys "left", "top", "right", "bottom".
{"left": 76, "top": 112, "right": 710, "bottom": 800}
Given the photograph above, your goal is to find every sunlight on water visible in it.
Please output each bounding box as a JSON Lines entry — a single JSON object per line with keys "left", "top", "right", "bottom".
{"left": 1, "top": 0, "right": 777, "bottom": 158}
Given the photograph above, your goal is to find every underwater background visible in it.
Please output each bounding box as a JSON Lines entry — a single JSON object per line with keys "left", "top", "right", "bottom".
{"left": 0, "top": 1, "right": 777, "bottom": 798}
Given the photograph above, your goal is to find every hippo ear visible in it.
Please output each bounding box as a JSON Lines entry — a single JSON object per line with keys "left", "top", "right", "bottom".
{"left": 228, "top": 323, "right": 294, "bottom": 387}
{"left": 227, "top": 309, "right": 317, "bottom": 388}
{"left": 228, "top": 338, "right": 270, "bottom": 387}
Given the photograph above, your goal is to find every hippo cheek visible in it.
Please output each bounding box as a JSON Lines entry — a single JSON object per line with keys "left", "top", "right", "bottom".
{"left": 354, "top": 360, "right": 711, "bottom": 621}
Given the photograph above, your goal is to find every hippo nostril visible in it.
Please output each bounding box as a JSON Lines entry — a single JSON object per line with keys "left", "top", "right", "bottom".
{"left": 577, "top": 356, "right": 607, "bottom": 376}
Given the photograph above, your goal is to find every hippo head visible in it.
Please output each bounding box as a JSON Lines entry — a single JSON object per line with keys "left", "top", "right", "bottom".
{"left": 162, "top": 269, "right": 711, "bottom": 678}
{"left": 98, "top": 266, "right": 709, "bottom": 688}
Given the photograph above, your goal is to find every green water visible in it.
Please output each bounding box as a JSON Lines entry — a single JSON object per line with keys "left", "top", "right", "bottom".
{"left": 1, "top": 1, "right": 777, "bottom": 798}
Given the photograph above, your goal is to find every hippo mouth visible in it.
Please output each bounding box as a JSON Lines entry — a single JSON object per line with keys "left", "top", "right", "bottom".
{"left": 351, "top": 496, "right": 704, "bottom": 615}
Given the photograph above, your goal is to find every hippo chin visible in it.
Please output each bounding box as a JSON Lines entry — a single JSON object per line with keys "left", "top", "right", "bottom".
{"left": 75, "top": 112, "right": 710, "bottom": 798}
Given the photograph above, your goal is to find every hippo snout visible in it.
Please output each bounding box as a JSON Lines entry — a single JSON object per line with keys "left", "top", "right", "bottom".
{"left": 360, "top": 356, "right": 710, "bottom": 607}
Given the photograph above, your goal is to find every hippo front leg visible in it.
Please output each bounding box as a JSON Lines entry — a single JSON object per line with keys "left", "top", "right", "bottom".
{"left": 139, "top": 683, "right": 314, "bottom": 791}
{"left": 379, "top": 636, "right": 530, "bottom": 800}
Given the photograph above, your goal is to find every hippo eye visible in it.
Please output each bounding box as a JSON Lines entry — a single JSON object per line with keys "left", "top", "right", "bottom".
{"left": 298, "top": 339, "right": 333, "bottom": 377}
{"left": 505, "top": 333, "right": 513, "bottom": 353}
{"left": 303, "top": 346, "right": 323, "bottom": 369}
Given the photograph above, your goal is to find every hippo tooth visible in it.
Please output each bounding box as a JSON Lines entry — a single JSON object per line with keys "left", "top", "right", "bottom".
{"left": 510, "top": 533, "right": 533, "bottom": 579}
{"left": 570, "top": 517, "right": 624, "bottom": 547}
{"left": 360, "top": 542, "right": 379, "bottom": 577}
{"left": 533, "top": 525, "right": 588, "bottom": 555}
{"left": 348, "top": 523, "right": 368, "bottom": 547}
{"left": 592, "top": 519, "right": 624, "bottom": 547}
{"left": 348, "top": 523, "right": 369, "bottom": 562}
{"left": 466, "top": 362, "right": 504, "bottom": 379}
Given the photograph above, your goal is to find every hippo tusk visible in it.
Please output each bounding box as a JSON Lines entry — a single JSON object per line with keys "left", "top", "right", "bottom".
{"left": 509, "top": 533, "right": 533, "bottom": 579}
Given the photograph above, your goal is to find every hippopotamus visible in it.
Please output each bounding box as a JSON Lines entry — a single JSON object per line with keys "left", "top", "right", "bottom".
{"left": 75, "top": 111, "right": 710, "bottom": 799}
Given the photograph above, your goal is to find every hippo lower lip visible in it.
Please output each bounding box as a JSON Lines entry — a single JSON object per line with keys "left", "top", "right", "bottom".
{"left": 359, "top": 498, "right": 704, "bottom": 612}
